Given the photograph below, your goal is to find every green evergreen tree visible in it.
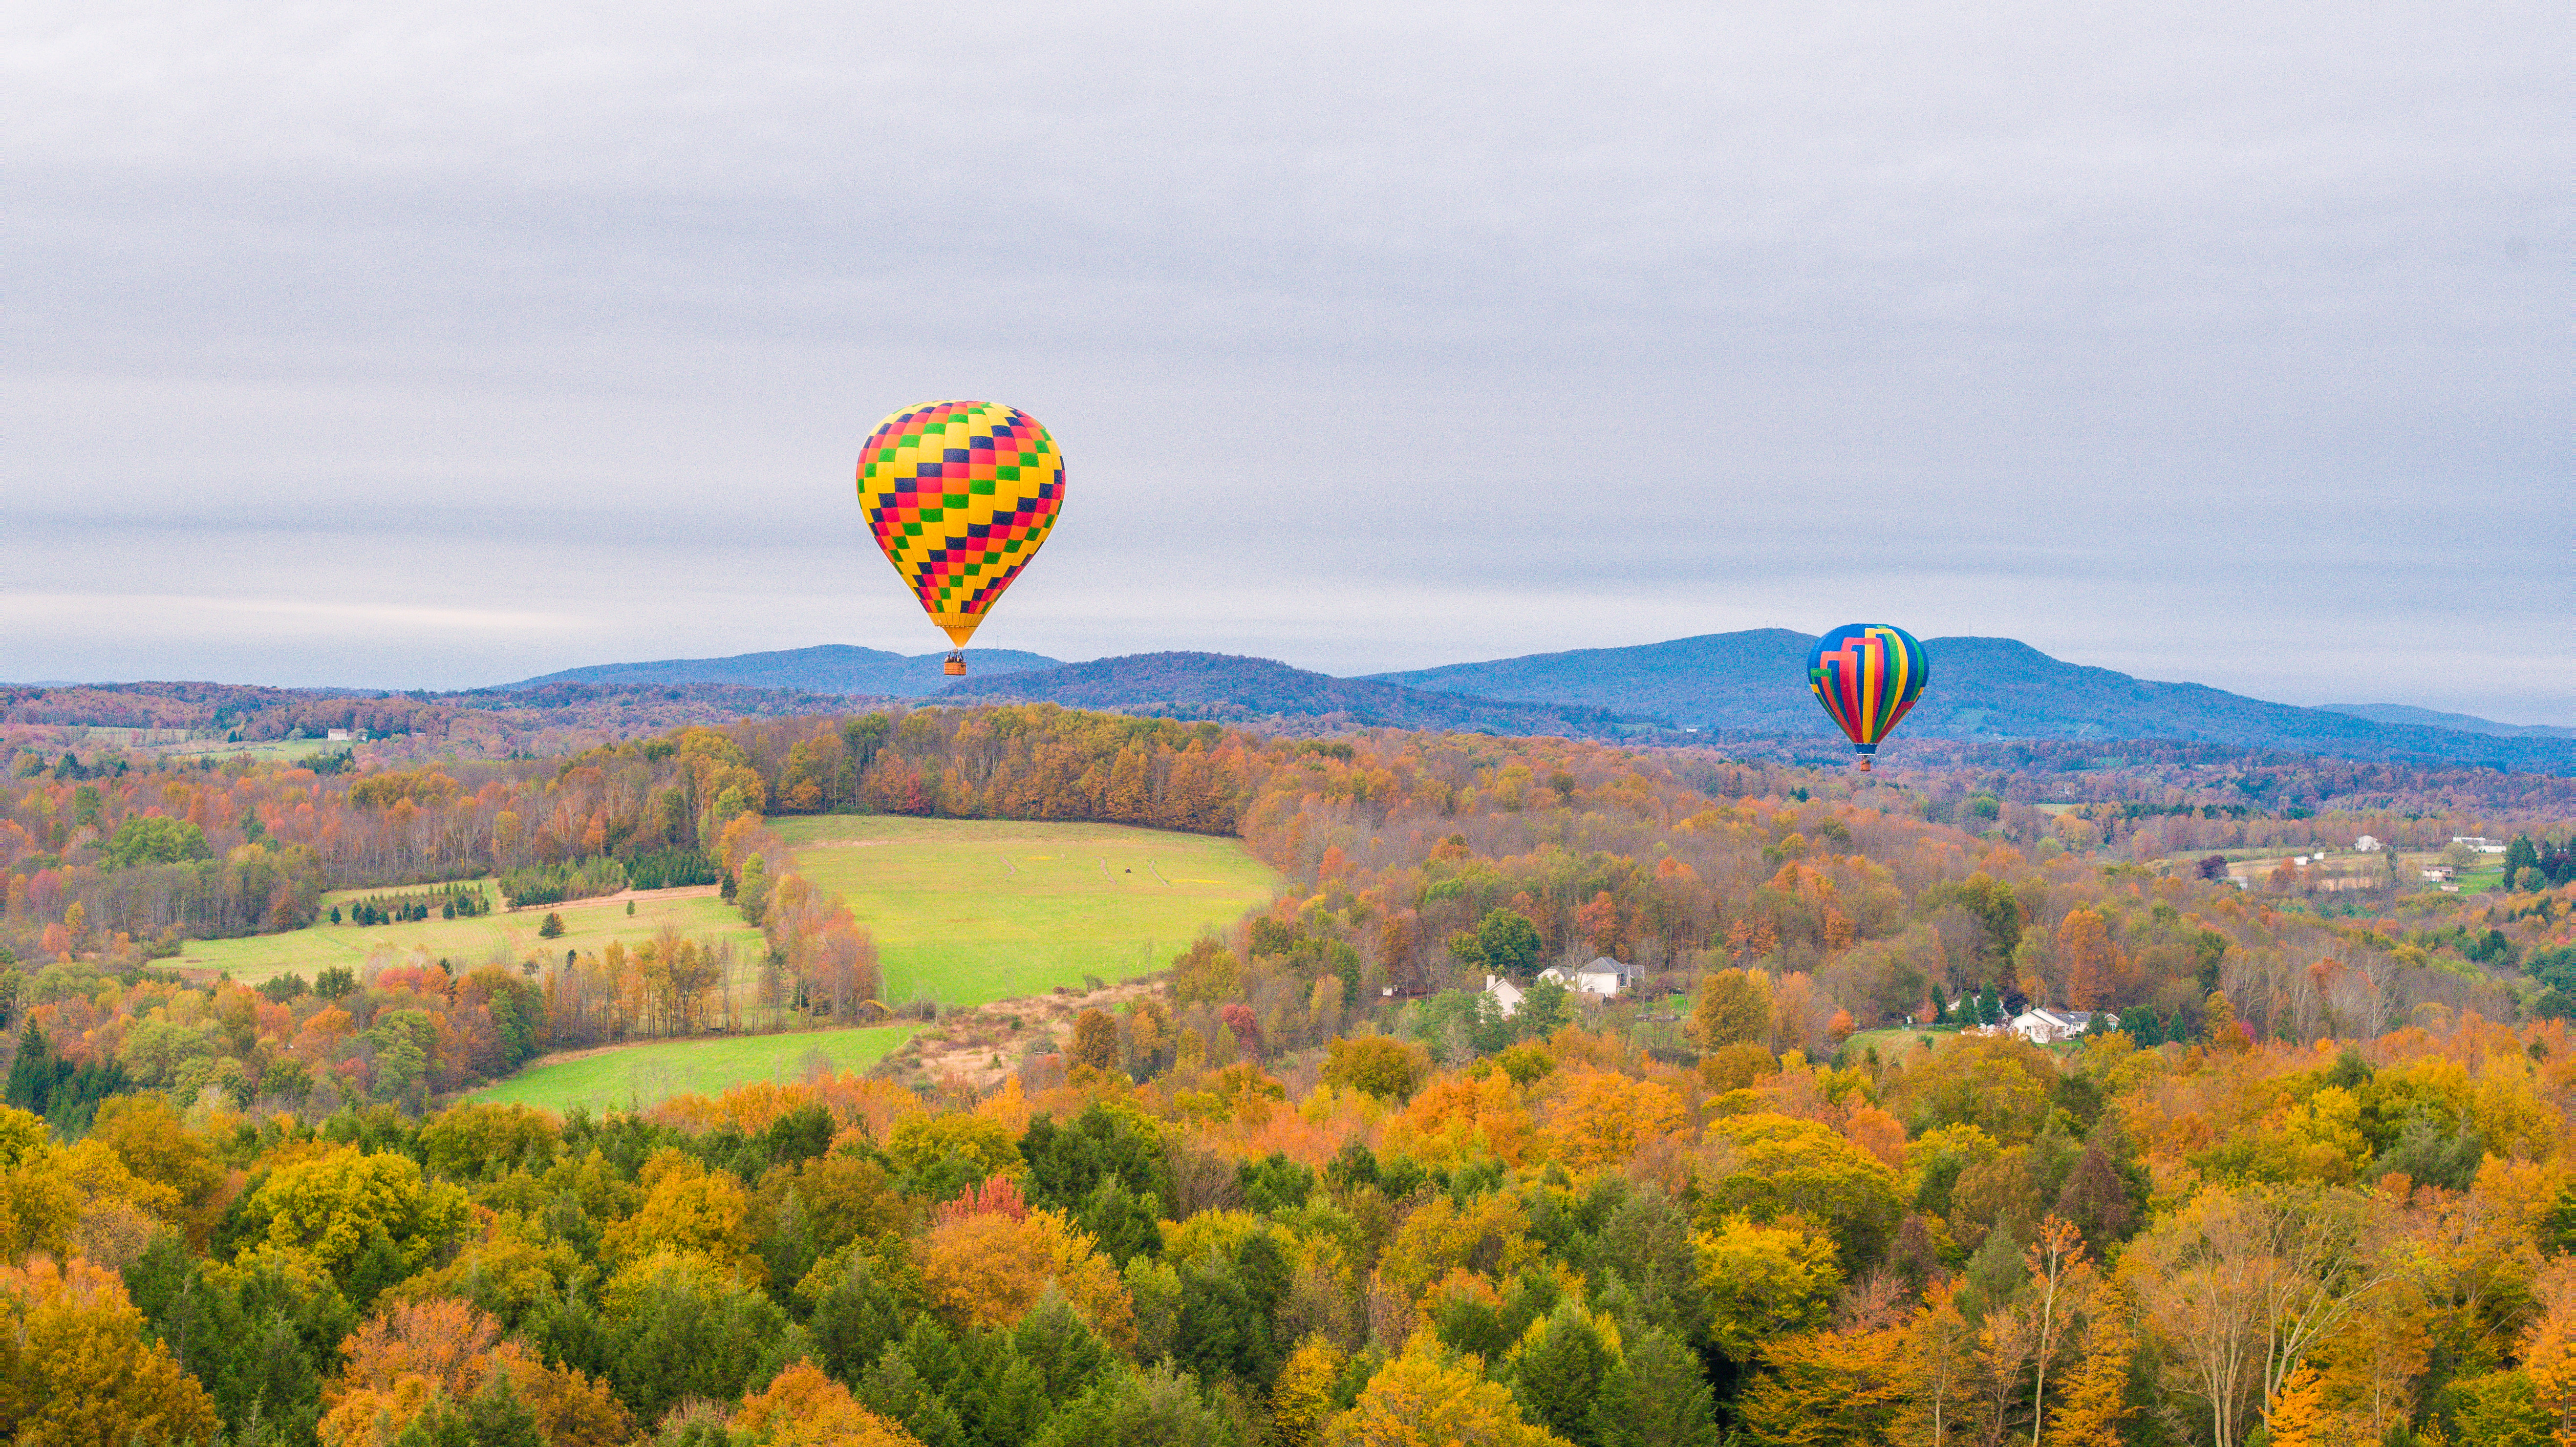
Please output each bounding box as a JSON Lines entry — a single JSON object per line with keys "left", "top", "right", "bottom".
{"left": 1508, "top": 1300, "right": 1626, "bottom": 1447}
{"left": 1603, "top": 1328, "right": 1717, "bottom": 1447}
{"left": 462, "top": 1366, "right": 542, "bottom": 1447}
{"left": 1012, "top": 1288, "right": 1110, "bottom": 1402}
{"left": 807, "top": 1251, "right": 905, "bottom": 1388}
{"left": 858, "top": 1347, "right": 967, "bottom": 1447}
{"left": 4, "top": 1022, "right": 55, "bottom": 1112}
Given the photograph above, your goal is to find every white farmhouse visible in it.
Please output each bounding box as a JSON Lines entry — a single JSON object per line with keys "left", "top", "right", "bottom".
{"left": 1537, "top": 956, "right": 1635, "bottom": 1000}
{"left": 2009, "top": 1007, "right": 2115, "bottom": 1045}
{"left": 2355, "top": 835, "right": 2382, "bottom": 852}
{"left": 1482, "top": 974, "right": 1525, "bottom": 1019}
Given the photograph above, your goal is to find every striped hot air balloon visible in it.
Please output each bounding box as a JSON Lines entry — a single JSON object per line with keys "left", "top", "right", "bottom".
{"left": 858, "top": 401, "right": 1066, "bottom": 676}
{"left": 1805, "top": 624, "right": 1929, "bottom": 770}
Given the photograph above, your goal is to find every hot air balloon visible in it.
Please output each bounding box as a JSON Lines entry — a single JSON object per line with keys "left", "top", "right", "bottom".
{"left": 1805, "top": 624, "right": 1929, "bottom": 771}
{"left": 858, "top": 400, "right": 1066, "bottom": 676}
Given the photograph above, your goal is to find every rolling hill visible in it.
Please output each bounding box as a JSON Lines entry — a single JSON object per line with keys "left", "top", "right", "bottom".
{"left": 1372, "top": 633, "right": 2576, "bottom": 773}
{"left": 938, "top": 652, "right": 1653, "bottom": 737}
{"left": 507, "top": 644, "right": 1060, "bottom": 696}
{"left": 2320, "top": 703, "right": 2576, "bottom": 740}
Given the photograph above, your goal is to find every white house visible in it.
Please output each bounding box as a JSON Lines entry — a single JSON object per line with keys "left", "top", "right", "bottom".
{"left": 1482, "top": 975, "right": 1525, "bottom": 1018}
{"left": 1537, "top": 956, "right": 1634, "bottom": 1000}
{"left": 2422, "top": 864, "right": 2457, "bottom": 882}
{"left": 2355, "top": 835, "right": 2383, "bottom": 852}
{"left": 2009, "top": 1007, "right": 2114, "bottom": 1045}
{"left": 2452, "top": 836, "right": 2508, "bottom": 854}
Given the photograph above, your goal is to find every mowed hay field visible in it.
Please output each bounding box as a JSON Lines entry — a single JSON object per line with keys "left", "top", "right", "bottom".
{"left": 774, "top": 815, "right": 1280, "bottom": 1008}
{"left": 172, "top": 886, "right": 764, "bottom": 984}
{"left": 466, "top": 1024, "right": 919, "bottom": 1114}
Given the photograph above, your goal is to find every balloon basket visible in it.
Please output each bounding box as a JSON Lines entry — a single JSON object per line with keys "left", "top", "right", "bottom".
{"left": 1856, "top": 757, "right": 1873, "bottom": 772}
{"left": 943, "top": 652, "right": 967, "bottom": 677}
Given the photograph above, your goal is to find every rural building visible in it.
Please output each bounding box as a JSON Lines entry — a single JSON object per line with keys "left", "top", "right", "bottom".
{"left": 2355, "top": 835, "right": 2382, "bottom": 851}
{"left": 326, "top": 729, "right": 352, "bottom": 741}
{"left": 2422, "top": 864, "right": 2457, "bottom": 881}
{"left": 1537, "top": 956, "right": 1634, "bottom": 999}
{"left": 2451, "top": 836, "right": 2507, "bottom": 853}
{"left": 1482, "top": 974, "right": 1525, "bottom": 1018}
{"left": 2009, "top": 1007, "right": 2113, "bottom": 1044}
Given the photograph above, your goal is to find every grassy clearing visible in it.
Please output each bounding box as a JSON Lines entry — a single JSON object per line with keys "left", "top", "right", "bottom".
{"left": 1840, "top": 1025, "right": 1955, "bottom": 1062}
{"left": 173, "top": 887, "right": 763, "bottom": 985}
{"left": 773, "top": 815, "right": 1280, "bottom": 1009}
{"left": 466, "top": 1024, "right": 920, "bottom": 1114}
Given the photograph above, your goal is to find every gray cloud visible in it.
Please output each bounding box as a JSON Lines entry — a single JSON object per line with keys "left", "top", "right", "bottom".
{"left": 5, "top": 0, "right": 2568, "bottom": 718}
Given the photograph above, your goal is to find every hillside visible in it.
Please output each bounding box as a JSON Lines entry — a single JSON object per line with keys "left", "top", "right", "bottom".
{"left": 507, "top": 643, "right": 1060, "bottom": 696}
{"left": 939, "top": 652, "right": 1653, "bottom": 737}
{"left": 2322, "top": 702, "right": 2576, "bottom": 740}
{"left": 1371, "top": 631, "right": 2576, "bottom": 773}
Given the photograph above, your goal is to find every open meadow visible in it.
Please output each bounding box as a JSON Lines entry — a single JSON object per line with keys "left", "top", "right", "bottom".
{"left": 774, "top": 814, "right": 1280, "bottom": 1008}
{"left": 464, "top": 1023, "right": 919, "bottom": 1113}
{"left": 172, "top": 885, "right": 763, "bottom": 984}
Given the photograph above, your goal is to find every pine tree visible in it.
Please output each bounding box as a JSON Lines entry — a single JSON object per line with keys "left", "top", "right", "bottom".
{"left": 4, "top": 1023, "right": 54, "bottom": 1113}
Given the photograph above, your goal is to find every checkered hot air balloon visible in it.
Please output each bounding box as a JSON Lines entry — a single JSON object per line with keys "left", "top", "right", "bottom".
{"left": 857, "top": 401, "right": 1066, "bottom": 676}
{"left": 1805, "top": 624, "right": 1929, "bottom": 771}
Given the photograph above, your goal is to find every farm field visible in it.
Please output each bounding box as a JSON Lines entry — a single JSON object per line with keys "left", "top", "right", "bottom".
{"left": 774, "top": 815, "right": 1280, "bottom": 1008}
{"left": 172, "top": 885, "right": 762, "bottom": 984}
{"left": 466, "top": 1024, "right": 919, "bottom": 1114}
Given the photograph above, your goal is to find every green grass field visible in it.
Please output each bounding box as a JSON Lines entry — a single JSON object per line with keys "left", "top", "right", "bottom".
{"left": 773, "top": 815, "right": 1280, "bottom": 1008}
{"left": 172, "top": 887, "right": 763, "bottom": 984}
{"left": 465, "top": 1024, "right": 920, "bottom": 1114}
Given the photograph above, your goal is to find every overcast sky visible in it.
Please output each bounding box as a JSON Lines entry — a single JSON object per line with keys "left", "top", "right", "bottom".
{"left": 5, "top": 1, "right": 2567, "bottom": 719}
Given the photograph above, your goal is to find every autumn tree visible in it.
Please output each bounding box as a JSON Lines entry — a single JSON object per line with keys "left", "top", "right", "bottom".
{"left": 1070, "top": 1010, "right": 1119, "bottom": 1079}
{"left": 2056, "top": 909, "right": 2117, "bottom": 1011}
{"left": 736, "top": 1361, "right": 923, "bottom": 1447}
{"left": 0, "top": 1255, "right": 220, "bottom": 1447}
{"left": 232, "top": 1148, "right": 470, "bottom": 1296}
{"left": 1326, "top": 1344, "right": 1570, "bottom": 1447}
{"left": 1695, "top": 1216, "right": 1842, "bottom": 1361}
{"left": 1688, "top": 969, "right": 1773, "bottom": 1050}
{"left": 1321, "top": 1035, "right": 1431, "bottom": 1101}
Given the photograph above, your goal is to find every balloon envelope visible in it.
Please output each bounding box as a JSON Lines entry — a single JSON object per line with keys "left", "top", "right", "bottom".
{"left": 1806, "top": 624, "right": 1930, "bottom": 759}
{"left": 858, "top": 400, "right": 1066, "bottom": 648}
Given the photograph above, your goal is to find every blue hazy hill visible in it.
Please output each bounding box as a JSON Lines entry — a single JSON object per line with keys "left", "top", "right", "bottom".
{"left": 508, "top": 644, "right": 1059, "bottom": 697}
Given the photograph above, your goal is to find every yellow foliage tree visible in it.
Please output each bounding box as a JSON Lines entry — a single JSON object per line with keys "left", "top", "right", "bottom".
{"left": 600, "top": 1148, "right": 763, "bottom": 1280}
{"left": 0, "top": 1107, "right": 79, "bottom": 1264}
{"left": 1388, "top": 1070, "right": 1534, "bottom": 1167}
{"left": 1376, "top": 1190, "right": 1542, "bottom": 1301}
{"left": 1273, "top": 1334, "right": 1347, "bottom": 1447}
{"left": 736, "top": 1361, "right": 923, "bottom": 1447}
{"left": 1688, "top": 969, "right": 1773, "bottom": 1050}
{"left": 1540, "top": 1070, "right": 1685, "bottom": 1170}
{"left": 914, "top": 1207, "right": 1134, "bottom": 1350}
{"left": 2048, "top": 1294, "right": 2137, "bottom": 1447}
{"left": 234, "top": 1148, "right": 470, "bottom": 1287}
{"left": 1323, "top": 1344, "right": 1570, "bottom": 1447}
{"left": 2264, "top": 1365, "right": 2351, "bottom": 1447}
{"left": 0, "top": 1254, "right": 220, "bottom": 1447}
{"left": 1694, "top": 1216, "right": 1842, "bottom": 1360}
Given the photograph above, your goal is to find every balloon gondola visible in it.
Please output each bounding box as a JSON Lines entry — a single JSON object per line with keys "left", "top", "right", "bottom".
{"left": 1805, "top": 624, "right": 1929, "bottom": 771}
{"left": 857, "top": 401, "right": 1065, "bottom": 676}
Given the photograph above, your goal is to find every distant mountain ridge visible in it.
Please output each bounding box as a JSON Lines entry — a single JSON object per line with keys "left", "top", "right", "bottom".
{"left": 507, "top": 644, "right": 1059, "bottom": 697}
{"left": 499, "top": 635, "right": 2576, "bottom": 773}
{"left": 1372, "top": 633, "right": 2576, "bottom": 773}
{"left": 938, "top": 652, "right": 1651, "bottom": 737}
{"left": 2320, "top": 702, "right": 2576, "bottom": 740}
